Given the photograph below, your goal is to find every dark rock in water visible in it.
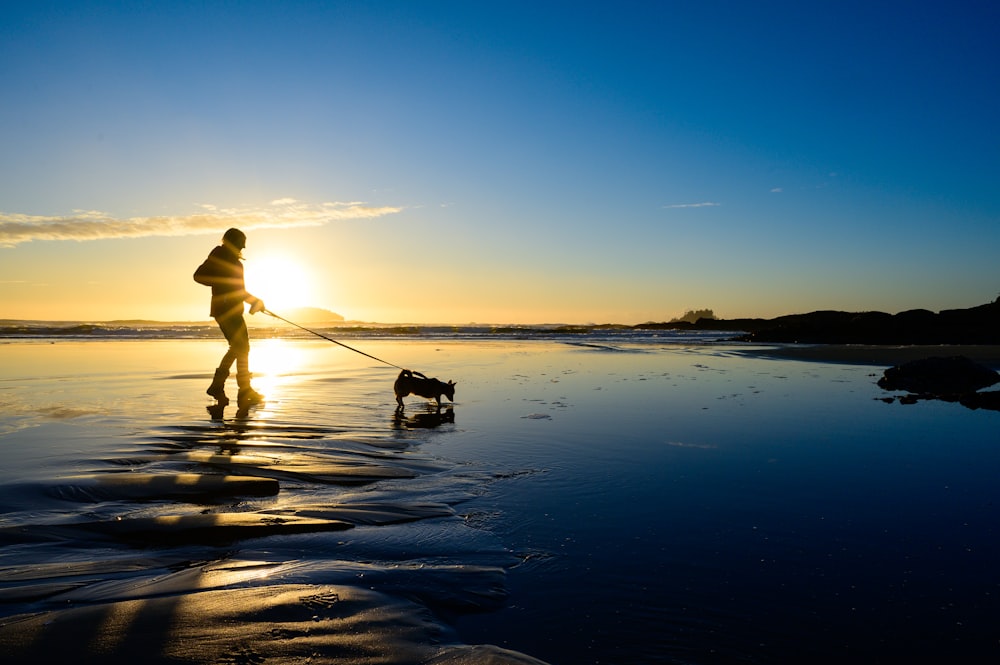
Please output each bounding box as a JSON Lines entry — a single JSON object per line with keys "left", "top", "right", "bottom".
{"left": 877, "top": 356, "right": 1000, "bottom": 395}
{"left": 959, "top": 390, "right": 1000, "bottom": 411}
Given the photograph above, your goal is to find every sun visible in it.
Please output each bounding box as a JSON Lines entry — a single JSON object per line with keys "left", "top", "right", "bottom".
{"left": 244, "top": 254, "right": 314, "bottom": 311}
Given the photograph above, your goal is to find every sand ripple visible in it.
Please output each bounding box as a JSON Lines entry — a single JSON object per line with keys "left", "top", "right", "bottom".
{"left": 0, "top": 405, "right": 544, "bottom": 664}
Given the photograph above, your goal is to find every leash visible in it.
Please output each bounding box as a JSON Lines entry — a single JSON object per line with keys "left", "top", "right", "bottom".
{"left": 264, "top": 310, "right": 408, "bottom": 372}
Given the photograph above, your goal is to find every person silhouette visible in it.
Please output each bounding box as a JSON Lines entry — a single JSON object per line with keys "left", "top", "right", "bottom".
{"left": 194, "top": 228, "right": 265, "bottom": 409}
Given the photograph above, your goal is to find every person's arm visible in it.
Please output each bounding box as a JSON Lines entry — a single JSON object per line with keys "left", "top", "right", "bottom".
{"left": 247, "top": 294, "right": 265, "bottom": 314}
{"left": 194, "top": 249, "right": 243, "bottom": 290}
{"left": 193, "top": 256, "right": 217, "bottom": 286}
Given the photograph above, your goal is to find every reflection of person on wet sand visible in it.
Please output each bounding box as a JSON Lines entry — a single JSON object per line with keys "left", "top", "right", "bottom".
{"left": 194, "top": 228, "right": 266, "bottom": 410}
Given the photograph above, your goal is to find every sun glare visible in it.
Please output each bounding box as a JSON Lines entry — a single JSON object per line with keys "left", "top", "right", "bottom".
{"left": 247, "top": 338, "right": 310, "bottom": 411}
{"left": 244, "top": 255, "right": 313, "bottom": 311}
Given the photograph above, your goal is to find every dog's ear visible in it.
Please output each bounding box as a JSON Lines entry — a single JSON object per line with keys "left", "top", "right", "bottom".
{"left": 448, "top": 380, "right": 455, "bottom": 385}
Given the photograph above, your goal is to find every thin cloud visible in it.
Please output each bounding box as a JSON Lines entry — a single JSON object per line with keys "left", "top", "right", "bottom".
{"left": 770, "top": 187, "right": 783, "bottom": 193}
{"left": 663, "top": 202, "right": 721, "bottom": 209}
{"left": 0, "top": 199, "right": 403, "bottom": 248}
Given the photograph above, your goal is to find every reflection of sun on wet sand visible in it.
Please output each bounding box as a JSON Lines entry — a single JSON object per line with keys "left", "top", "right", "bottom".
{"left": 0, "top": 339, "right": 548, "bottom": 664}
{"left": 1, "top": 580, "right": 547, "bottom": 664}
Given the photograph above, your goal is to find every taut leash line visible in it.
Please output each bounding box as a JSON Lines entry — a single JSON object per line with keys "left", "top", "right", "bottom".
{"left": 264, "top": 310, "right": 407, "bottom": 372}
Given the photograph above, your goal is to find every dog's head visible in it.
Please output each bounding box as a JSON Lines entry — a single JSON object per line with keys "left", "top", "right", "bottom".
{"left": 442, "top": 380, "right": 456, "bottom": 402}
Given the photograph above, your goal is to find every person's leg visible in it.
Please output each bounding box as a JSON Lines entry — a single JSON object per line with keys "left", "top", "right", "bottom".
{"left": 218, "top": 345, "right": 238, "bottom": 373}
{"left": 206, "top": 365, "right": 231, "bottom": 404}
{"left": 207, "top": 315, "right": 245, "bottom": 404}
{"left": 218, "top": 315, "right": 263, "bottom": 406}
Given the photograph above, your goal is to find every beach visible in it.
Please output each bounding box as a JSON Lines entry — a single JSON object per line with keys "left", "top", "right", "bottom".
{"left": 739, "top": 343, "right": 1000, "bottom": 368}
{"left": 1, "top": 336, "right": 998, "bottom": 663}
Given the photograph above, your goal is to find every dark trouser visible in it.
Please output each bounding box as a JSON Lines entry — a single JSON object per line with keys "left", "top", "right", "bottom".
{"left": 215, "top": 313, "right": 252, "bottom": 388}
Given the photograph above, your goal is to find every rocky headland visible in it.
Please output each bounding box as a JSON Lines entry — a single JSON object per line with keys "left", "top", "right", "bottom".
{"left": 637, "top": 298, "right": 1000, "bottom": 345}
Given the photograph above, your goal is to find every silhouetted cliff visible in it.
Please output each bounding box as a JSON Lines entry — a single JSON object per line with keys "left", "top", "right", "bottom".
{"left": 635, "top": 300, "right": 1000, "bottom": 344}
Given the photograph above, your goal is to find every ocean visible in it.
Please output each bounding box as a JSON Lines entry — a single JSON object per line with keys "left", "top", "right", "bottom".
{"left": 0, "top": 319, "right": 735, "bottom": 344}
{"left": 0, "top": 326, "right": 998, "bottom": 663}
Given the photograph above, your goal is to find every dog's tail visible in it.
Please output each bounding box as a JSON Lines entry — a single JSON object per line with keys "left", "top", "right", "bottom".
{"left": 398, "top": 369, "right": 429, "bottom": 379}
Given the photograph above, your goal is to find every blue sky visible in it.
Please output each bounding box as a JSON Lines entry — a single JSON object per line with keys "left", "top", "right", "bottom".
{"left": 1, "top": 1, "right": 997, "bottom": 323}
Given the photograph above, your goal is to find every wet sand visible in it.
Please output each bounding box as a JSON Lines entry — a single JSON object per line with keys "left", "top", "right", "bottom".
{"left": 734, "top": 343, "right": 1000, "bottom": 368}
{"left": 1, "top": 338, "right": 998, "bottom": 663}
{"left": 0, "top": 338, "right": 546, "bottom": 664}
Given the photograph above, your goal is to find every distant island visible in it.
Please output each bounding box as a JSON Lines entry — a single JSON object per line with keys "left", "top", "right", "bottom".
{"left": 637, "top": 298, "right": 1000, "bottom": 345}
{"left": 240, "top": 307, "right": 344, "bottom": 325}
{"left": 277, "top": 307, "right": 345, "bottom": 323}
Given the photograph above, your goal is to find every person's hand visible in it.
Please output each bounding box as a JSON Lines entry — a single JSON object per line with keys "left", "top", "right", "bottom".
{"left": 249, "top": 299, "right": 265, "bottom": 315}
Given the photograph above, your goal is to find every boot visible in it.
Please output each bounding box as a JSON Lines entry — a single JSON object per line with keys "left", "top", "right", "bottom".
{"left": 237, "top": 386, "right": 264, "bottom": 408}
{"left": 206, "top": 368, "right": 230, "bottom": 405}
{"left": 236, "top": 372, "right": 264, "bottom": 408}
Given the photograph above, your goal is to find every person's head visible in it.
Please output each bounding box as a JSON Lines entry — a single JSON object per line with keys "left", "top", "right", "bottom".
{"left": 222, "top": 228, "right": 247, "bottom": 253}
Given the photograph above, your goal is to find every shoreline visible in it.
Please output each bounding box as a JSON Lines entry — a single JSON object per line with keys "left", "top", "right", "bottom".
{"left": 734, "top": 343, "right": 1000, "bottom": 368}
